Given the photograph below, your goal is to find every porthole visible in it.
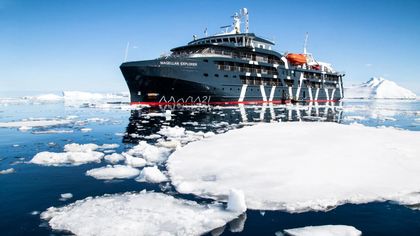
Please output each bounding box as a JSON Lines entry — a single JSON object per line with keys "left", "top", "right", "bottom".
{"left": 224, "top": 75, "right": 228, "bottom": 78}
{"left": 204, "top": 73, "right": 208, "bottom": 77}
{"left": 215, "top": 74, "right": 219, "bottom": 77}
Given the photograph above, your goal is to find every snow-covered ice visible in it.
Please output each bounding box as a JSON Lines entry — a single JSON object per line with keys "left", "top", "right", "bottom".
{"left": 80, "top": 128, "right": 92, "bottom": 133}
{"left": 60, "top": 193, "right": 73, "bottom": 201}
{"left": 104, "top": 153, "right": 125, "bottom": 164}
{"left": 86, "top": 165, "right": 140, "bottom": 180}
{"left": 226, "top": 189, "right": 247, "bottom": 213}
{"left": 0, "top": 168, "right": 15, "bottom": 174}
{"left": 64, "top": 143, "right": 98, "bottom": 152}
{"left": 30, "top": 143, "right": 104, "bottom": 166}
{"left": 167, "top": 122, "right": 420, "bottom": 211}
{"left": 0, "top": 119, "right": 72, "bottom": 128}
{"left": 135, "top": 166, "right": 168, "bottom": 183}
{"left": 30, "top": 151, "right": 104, "bottom": 166}
{"left": 123, "top": 153, "right": 147, "bottom": 167}
{"left": 41, "top": 191, "right": 242, "bottom": 236}
{"left": 125, "top": 141, "right": 170, "bottom": 163}
{"left": 281, "top": 225, "right": 362, "bottom": 236}
{"left": 345, "top": 77, "right": 416, "bottom": 99}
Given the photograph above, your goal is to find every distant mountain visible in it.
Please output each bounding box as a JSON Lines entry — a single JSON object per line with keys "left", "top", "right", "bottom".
{"left": 344, "top": 77, "right": 416, "bottom": 99}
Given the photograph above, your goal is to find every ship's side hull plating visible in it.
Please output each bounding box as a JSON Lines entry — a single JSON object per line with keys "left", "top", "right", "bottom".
{"left": 120, "top": 58, "right": 344, "bottom": 106}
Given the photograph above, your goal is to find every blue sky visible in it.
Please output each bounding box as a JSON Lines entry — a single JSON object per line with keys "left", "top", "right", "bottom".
{"left": 1, "top": 0, "right": 419, "bottom": 94}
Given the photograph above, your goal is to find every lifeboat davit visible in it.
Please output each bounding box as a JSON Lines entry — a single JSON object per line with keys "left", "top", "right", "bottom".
{"left": 286, "top": 54, "right": 307, "bottom": 65}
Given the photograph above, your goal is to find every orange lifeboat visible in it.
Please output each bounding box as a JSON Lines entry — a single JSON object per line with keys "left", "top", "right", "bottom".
{"left": 286, "top": 54, "right": 307, "bottom": 65}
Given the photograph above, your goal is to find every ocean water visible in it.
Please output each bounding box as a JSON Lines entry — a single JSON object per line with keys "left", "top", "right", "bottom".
{"left": 0, "top": 99, "right": 419, "bottom": 236}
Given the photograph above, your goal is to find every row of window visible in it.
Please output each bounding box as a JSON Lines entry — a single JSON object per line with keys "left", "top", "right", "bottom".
{"left": 172, "top": 46, "right": 283, "bottom": 65}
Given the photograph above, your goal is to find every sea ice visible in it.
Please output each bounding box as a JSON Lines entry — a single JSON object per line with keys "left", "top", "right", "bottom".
{"left": 64, "top": 143, "right": 99, "bottom": 152}
{"left": 135, "top": 166, "right": 168, "bottom": 183}
{"left": 30, "top": 151, "right": 104, "bottom": 166}
{"left": 0, "top": 119, "right": 72, "bottom": 128}
{"left": 30, "top": 143, "right": 104, "bottom": 166}
{"left": 104, "top": 153, "right": 125, "bottom": 164}
{"left": 60, "top": 193, "right": 73, "bottom": 201}
{"left": 167, "top": 122, "right": 420, "bottom": 211}
{"left": 41, "top": 191, "right": 242, "bottom": 236}
{"left": 123, "top": 153, "right": 147, "bottom": 167}
{"left": 226, "top": 189, "right": 247, "bottom": 212}
{"left": 86, "top": 165, "right": 140, "bottom": 180}
{"left": 80, "top": 128, "right": 92, "bottom": 133}
{"left": 281, "top": 225, "right": 362, "bottom": 236}
{"left": 125, "top": 141, "right": 170, "bottom": 163}
{"left": 0, "top": 168, "right": 15, "bottom": 174}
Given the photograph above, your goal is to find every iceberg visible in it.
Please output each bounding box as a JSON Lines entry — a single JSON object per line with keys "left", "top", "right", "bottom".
{"left": 345, "top": 77, "right": 416, "bottom": 99}
{"left": 41, "top": 191, "right": 243, "bottom": 236}
{"left": 167, "top": 122, "right": 420, "bottom": 211}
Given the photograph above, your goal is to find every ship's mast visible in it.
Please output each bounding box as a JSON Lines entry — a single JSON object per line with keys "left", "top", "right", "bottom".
{"left": 303, "top": 32, "right": 308, "bottom": 54}
{"left": 241, "top": 8, "right": 249, "bottom": 33}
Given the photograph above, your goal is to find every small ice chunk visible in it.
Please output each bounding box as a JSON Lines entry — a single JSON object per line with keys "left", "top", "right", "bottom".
{"left": 156, "top": 140, "right": 181, "bottom": 149}
{"left": 144, "top": 134, "right": 161, "bottom": 139}
{"left": 158, "top": 126, "right": 186, "bottom": 138}
{"left": 227, "top": 189, "right": 247, "bottom": 213}
{"left": 86, "top": 165, "right": 140, "bottom": 180}
{"left": 0, "top": 119, "right": 72, "bottom": 128}
{"left": 136, "top": 166, "right": 168, "bottom": 183}
{"left": 0, "top": 168, "right": 15, "bottom": 174}
{"left": 99, "top": 144, "right": 120, "bottom": 149}
{"left": 60, "top": 193, "right": 73, "bottom": 201}
{"left": 283, "top": 225, "right": 362, "bottom": 236}
{"left": 64, "top": 143, "right": 99, "bottom": 152}
{"left": 123, "top": 153, "right": 146, "bottom": 167}
{"left": 41, "top": 191, "right": 240, "bottom": 236}
{"left": 18, "top": 126, "right": 32, "bottom": 131}
{"left": 126, "top": 141, "right": 170, "bottom": 163}
{"left": 104, "top": 153, "right": 125, "bottom": 164}
{"left": 80, "top": 128, "right": 92, "bottom": 133}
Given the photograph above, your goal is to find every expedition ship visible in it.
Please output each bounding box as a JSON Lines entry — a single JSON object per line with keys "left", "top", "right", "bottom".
{"left": 120, "top": 8, "right": 344, "bottom": 105}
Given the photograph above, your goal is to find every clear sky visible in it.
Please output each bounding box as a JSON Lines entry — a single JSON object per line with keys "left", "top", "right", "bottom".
{"left": 1, "top": 0, "right": 419, "bottom": 94}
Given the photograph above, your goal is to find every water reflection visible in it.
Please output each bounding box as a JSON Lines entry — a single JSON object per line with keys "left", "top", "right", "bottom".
{"left": 123, "top": 102, "right": 343, "bottom": 143}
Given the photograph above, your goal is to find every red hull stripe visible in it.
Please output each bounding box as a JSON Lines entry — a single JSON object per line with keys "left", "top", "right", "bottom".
{"left": 130, "top": 99, "right": 340, "bottom": 106}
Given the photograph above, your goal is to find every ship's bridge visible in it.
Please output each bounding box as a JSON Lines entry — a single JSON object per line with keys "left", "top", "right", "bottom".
{"left": 188, "top": 33, "right": 274, "bottom": 50}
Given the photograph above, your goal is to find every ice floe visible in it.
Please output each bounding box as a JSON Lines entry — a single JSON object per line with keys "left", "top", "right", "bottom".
{"left": 104, "top": 153, "right": 125, "bottom": 164}
{"left": 60, "top": 193, "right": 73, "bottom": 201}
{"left": 125, "top": 141, "right": 170, "bottom": 163}
{"left": 123, "top": 153, "right": 147, "bottom": 167}
{"left": 41, "top": 191, "right": 242, "bottom": 236}
{"left": 135, "top": 166, "right": 168, "bottom": 183}
{"left": 281, "top": 225, "right": 362, "bottom": 236}
{"left": 345, "top": 77, "right": 416, "bottom": 99}
{"left": 167, "top": 122, "right": 420, "bottom": 211}
{"left": 86, "top": 165, "right": 140, "bottom": 180}
{"left": 0, "top": 119, "right": 72, "bottom": 128}
{"left": 80, "top": 128, "right": 92, "bottom": 133}
{"left": 0, "top": 168, "right": 15, "bottom": 174}
{"left": 30, "top": 143, "right": 104, "bottom": 166}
